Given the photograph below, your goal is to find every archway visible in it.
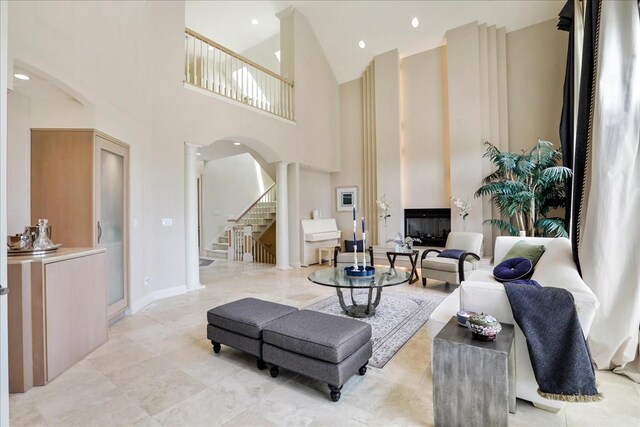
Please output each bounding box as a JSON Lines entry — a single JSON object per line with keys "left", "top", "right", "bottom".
{"left": 184, "top": 136, "right": 292, "bottom": 291}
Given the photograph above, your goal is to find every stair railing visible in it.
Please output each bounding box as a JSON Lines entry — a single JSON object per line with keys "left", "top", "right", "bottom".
{"left": 251, "top": 236, "right": 276, "bottom": 264}
{"left": 185, "top": 28, "right": 294, "bottom": 120}
{"left": 229, "top": 183, "right": 276, "bottom": 226}
{"left": 227, "top": 225, "right": 275, "bottom": 264}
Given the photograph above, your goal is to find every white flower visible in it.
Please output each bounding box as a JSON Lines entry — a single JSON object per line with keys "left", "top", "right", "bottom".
{"left": 376, "top": 195, "right": 392, "bottom": 219}
{"left": 451, "top": 197, "right": 472, "bottom": 220}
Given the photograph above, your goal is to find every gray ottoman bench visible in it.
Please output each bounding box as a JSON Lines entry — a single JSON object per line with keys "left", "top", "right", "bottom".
{"left": 262, "top": 310, "right": 372, "bottom": 402}
{"left": 207, "top": 298, "right": 298, "bottom": 370}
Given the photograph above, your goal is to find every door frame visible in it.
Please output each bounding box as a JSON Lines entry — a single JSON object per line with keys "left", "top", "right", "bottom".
{"left": 0, "top": 1, "right": 10, "bottom": 424}
{"left": 94, "top": 132, "right": 130, "bottom": 320}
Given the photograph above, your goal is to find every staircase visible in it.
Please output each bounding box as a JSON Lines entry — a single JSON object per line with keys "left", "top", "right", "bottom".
{"left": 232, "top": 184, "right": 276, "bottom": 240}
{"left": 204, "top": 228, "right": 231, "bottom": 260}
{"left": 204, "top": 184, "right": 277, "bottom": 263}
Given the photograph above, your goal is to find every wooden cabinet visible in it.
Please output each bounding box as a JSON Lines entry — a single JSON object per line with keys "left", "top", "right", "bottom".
{"left": 31, "top": 129, "right": 129, "bottom": 318}
{"left": 8, "top": 249, "right": 108, "bottom": 392}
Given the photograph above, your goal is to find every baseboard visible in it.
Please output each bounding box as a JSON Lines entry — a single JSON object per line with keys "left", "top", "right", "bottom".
{"left": 129, "top": 285, "right": 187, "bottom": 314}
{"left": 129, "top": 292, "right": 155, "bottom": 315}
{"left": 154, "top": 285, "right": 187, "bottom": 300}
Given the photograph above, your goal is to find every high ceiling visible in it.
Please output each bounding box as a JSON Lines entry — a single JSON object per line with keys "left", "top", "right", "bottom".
{"left": 191, "top": 1, "right": 565, "bottom": 84}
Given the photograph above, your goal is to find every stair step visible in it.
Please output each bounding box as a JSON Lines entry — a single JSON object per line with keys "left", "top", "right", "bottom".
{"left": 211, "top": 242, "right": 228, "bottom": 250}
{"left": 205, "top": 249, "right": 228, "bottom": 259}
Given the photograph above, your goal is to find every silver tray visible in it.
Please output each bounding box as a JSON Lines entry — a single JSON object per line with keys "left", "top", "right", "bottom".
{"left": 8, "top": 244, "right": 63, "bottom": 256}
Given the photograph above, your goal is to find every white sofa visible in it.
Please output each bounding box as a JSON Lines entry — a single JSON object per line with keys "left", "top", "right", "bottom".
{"left": 428, "top": 236, "right": 600, "bottom": 412}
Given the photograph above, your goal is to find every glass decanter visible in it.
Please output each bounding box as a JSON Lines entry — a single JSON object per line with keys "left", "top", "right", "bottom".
{"left": 33, "top": 219, "right": 54, "bottom": 250}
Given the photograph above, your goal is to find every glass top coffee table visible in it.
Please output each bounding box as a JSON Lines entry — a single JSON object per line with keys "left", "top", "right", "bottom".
{"left": 307, "top": 267, "right": 410, "bottom": 318}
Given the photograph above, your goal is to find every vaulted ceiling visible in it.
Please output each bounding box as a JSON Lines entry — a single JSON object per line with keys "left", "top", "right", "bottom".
{"left": 190, "top": 1, "right": 564, "bottom": 84}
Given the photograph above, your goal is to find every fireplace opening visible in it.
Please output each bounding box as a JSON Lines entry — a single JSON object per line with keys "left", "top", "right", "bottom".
{"left": 404, "top": 208, "right": 451, "bottom": 247}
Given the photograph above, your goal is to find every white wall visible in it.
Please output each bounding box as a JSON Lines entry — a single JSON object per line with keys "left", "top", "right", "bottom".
{"left": 241, "top": 34, "right": 280, "bottom": 75}
{"left": 299, "top": 167, "right": 331, "bottom": 221}
{"left": 400, "top": 47, "right": 450, "bottom": 208}
{"left": 201, "top": 153, "right": 273, "bottom": 248}
{"left": 332, "top": 78, "right": 363, "bottom": 241}
{"left": 289, "top": 9, "right": 340, "bottom": 171}
{"left": 374, "top": 50, "right": 403, "bottom": 242}
{"left": 507, "top": 19, "right": 567, "bottom": 151}
{"left": 7, "top": 92, "right": 29, "bottom": 235}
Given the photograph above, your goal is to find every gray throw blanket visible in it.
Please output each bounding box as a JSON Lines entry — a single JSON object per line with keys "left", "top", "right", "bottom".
{"left": 503, "top": 280, "right": 603, "bottom": 402}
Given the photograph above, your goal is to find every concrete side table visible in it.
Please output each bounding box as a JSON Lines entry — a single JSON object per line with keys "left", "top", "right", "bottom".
{"left": 433, "top": 317, "right": 516, "bottom": 427}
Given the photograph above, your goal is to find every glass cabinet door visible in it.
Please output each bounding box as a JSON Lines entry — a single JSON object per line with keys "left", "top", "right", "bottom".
{"left": 95, "top": 136, "right": 129, "bottom": 318}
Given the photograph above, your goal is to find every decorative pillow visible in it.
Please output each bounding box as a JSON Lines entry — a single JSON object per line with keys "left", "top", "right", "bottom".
{"left": 493, "top": 257, "right": 534, "bottom": 282}
{"left": 502, "top": 240, "right": 546, "bottom": 266}
{"left": 437, "top": 249, "right": 465, "bottom": 260}
{"left": 345, "top": 240, "right": 364, "bottom": 253}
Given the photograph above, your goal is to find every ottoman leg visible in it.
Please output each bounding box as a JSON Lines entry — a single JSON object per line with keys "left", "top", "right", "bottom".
{"left": 358, "top": 362, "right": 368, "bottom": 376}
{"left": 269, "top": 366, "right": 279, "bottom": 378}
{"left": 328, "top": 385, "right": 343, "bottom": 402}
{"left": 422, "top": 278, "right": 427, "bottom": 287}
{"left": 212, "top": 341, "right": 221, "bottom": 354}
{"left": 256, "top": 358, "right": 266, "bottom": 370}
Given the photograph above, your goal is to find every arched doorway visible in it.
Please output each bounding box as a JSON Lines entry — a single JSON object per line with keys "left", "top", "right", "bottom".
{"left": 184, "top": 137, "right": 293, "bottom": 291}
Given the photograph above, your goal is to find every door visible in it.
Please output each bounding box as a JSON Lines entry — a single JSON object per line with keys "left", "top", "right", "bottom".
{"left": 95, "top": 135, "right": 129, "bottom": 319}
{"left": 0, "top": 1, "right": 10, "bottom": 423}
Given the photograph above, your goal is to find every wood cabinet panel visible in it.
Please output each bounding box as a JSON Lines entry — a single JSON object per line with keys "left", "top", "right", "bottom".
{"left": 44, "top": 253, "right": 107, "bottom": 381}
{"left": 31, "top": 129, "right": 94, "bottom": 247}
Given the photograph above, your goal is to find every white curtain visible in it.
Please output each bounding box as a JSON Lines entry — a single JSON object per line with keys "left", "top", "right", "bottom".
{"left": 579, "top": 0, "right": 640, "bottom": 381}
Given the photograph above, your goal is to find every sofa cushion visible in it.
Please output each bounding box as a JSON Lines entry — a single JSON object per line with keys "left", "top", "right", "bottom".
{"left": 345, "top": 239, "right": 364, "bottom": 252}
{"left": 437, "top": 249, "right": 465, "bottom": 260}
{"left": 207, "top": 298, "right": 298, "bottom": 339}
{"left": 422, "top": 257, "right": 473, "bottom": 273}
{"left": 493, "top": 257, "right": 533, "bottom": 282}
{"left": 503, "top": 240, "right": 546, "bottom": 265}
{"left": 262, "top": 310, "right": 372, "bottom": 364}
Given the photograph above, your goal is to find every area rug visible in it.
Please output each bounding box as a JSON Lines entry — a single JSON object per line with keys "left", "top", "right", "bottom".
{"left": 199, "top": 258, "right": 214, "bottom": 267}
{"left": 305, "top": 290, "right": 445, "bottom": 368}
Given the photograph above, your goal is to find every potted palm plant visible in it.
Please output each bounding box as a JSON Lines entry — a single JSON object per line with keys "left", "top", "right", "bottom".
{"left": 475, "top": 139, "right": 571, "bottom": 237}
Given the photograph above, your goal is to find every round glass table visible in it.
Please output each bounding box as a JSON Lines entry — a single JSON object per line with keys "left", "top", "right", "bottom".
{"left": 307, "top": 266, "right": 410, "bottom": 318}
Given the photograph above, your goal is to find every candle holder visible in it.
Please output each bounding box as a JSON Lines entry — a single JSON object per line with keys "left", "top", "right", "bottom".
{"left": 344, "top": 265, "right": 376, "bottom": 277}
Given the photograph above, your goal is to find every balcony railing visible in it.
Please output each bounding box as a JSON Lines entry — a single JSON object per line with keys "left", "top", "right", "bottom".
{"left": 185, "top": 28, "right": 294, "bottom": 120}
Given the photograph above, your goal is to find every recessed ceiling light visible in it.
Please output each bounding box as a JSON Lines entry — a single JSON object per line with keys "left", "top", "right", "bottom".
{"left": 411, "top": 17, "right": 420, "bottom": 28}
{"left": 251, "top": 19, "right": 258, "bottom": 25}
{"left": 358, "top": 40, "right": 366, "bottom": 49}
{"left": 196, "top": 152, "right": 202, "bottom": 156}
{"left": 233, "top": 142, "right": 241, "bottom": 146}
{"left": 14, "top": 73, "right": 30, "bottom": 81}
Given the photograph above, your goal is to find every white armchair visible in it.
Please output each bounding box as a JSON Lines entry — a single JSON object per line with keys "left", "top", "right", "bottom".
{"left": 420, "top": 232, "right": 483, "bottom": 287}
{"left": 428, "top": 237, "right": 600, "bottom": 412}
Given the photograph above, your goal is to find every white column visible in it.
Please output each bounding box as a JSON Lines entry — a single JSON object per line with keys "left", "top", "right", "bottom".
{"left": 275, "top": 161, "right": 291, "bottom": 270}
{"left": 184, "top": 143, "right": 203, "bottom": 290}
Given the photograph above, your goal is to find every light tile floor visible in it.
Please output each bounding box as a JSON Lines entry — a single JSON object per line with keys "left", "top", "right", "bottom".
{"left": 9, "top": 261, "right": 640, "bottom": 426}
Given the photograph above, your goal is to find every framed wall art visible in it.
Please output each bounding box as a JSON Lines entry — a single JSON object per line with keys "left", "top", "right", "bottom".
{"left": 336, "top": 186, "right": 357, "bottom": 211}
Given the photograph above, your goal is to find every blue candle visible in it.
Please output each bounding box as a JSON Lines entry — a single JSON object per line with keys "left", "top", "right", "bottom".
{"left": 361, "top": 217, "right": 365, "bottom": 233}
{"left": 353, "top": 207, "right": 356, "bottom": 221}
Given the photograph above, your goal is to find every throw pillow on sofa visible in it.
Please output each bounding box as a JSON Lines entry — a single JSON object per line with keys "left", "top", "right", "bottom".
{"left": 493, "top": 257, "right": 534, "bottom": 282}
{"left": 437, "top": 249, "right": 466, "bottom": 259}
{"left": 345, "top": 240, "right": 364, "bottom": 252}
{"left": 502, "top": 240, "right": 546, "bottom": 265}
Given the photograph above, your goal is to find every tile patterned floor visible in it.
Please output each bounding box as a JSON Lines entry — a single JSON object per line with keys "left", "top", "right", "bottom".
{"left": 9, "top": 261, "right": 640, "bottom": 426}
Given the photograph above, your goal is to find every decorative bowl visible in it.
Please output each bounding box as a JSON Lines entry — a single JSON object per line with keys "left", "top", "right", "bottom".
{"left": 466, "top": 313, "right": 502, "bottom": 341}
{"left": 344, "top": 266, "right": 376, "bottom": 277}
{"left": 456, "top": 310, "right": 477, "bottom": 327}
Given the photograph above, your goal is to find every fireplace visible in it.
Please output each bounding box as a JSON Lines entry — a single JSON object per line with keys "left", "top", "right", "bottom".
{"left": 404, "top": 209, "right": 451, "bottom": 247}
